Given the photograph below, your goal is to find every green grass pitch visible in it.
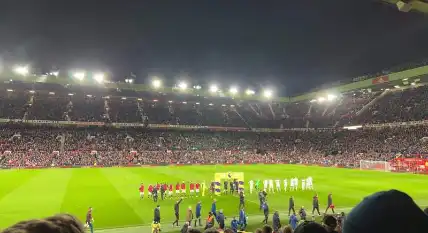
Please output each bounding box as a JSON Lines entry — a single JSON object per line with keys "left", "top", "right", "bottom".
{"left": 0, "top": 165, "right": 427, "bottom": 232}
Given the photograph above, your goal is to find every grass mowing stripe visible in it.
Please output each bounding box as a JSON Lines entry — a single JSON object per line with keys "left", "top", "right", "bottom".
{"left": 0, "top": 169, "right": 72, "bottom": 229}
{"left": 60, "top": 168, "right": 142, "bottom": 228}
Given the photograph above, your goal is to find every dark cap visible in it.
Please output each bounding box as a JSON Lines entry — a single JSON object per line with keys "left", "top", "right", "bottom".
{"left": 343, "top": 189, "right": 428, "bottom": 233}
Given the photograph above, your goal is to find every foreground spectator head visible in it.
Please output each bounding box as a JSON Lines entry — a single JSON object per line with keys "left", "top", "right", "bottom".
{"left": 255, "top": 229, "right": 263, "bottom": 233}
{"left": 203, "top": 229, "right": 219, "bottom": 233}
{"left": 322, "top": 215, "right": 338, "bottom": 233}
{"left": 281, "top": 226, "right": 293, "bottom": 233}
{"left": 262, "top": 225, "right": 273, "bottom": 233}
{"left": 294, "top": 221, "right": 328, "bottom": 233}
{"left": 424, "top": 207, "right": 428, "bottom": 215}
{"left": 188, "top": 229, "right": 202, "bottom": 233}
{"left": 343, "top": 189, "right": 428, "bottom": 233}
{"left": 2, "top": 214, "right": 85, "bottom": 233}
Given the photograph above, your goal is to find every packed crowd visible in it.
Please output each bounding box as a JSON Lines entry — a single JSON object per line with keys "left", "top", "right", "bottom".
{"left": 1, "top": 124, "right": 427, "bottom": 168}
{"left": 0, "top": 83, "right": 379, "bottom": 129}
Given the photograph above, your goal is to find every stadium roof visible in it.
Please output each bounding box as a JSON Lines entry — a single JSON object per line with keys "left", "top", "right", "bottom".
{"left": 1, "top": 64, "right": 428, "bottom": 103}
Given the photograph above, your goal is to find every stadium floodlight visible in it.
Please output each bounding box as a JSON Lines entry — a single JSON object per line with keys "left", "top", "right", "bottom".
{"left": 317, "top": 97, "right": 326, "bottom": 103}
{"left": 13, "top": 65, "right": 29, "bottom": 76}
{"left": 178, "top": 81, "right": 188, "bottom": 90}
{"left": 93, "top": 73, "right": 105, "bottom": 83}
{"left": 229, "top": 86, "right": 238, "bottom": 95}
{"left": 262, "top": 89, "right": 273, "bottom": 98}
{"left": 209, "top": 84, "right": 219, "bottom": 93}
{"left": 152, "top": 79, "right": 162, "bottom": 89}
{"left": 125, "top": 78, "right": 134, "bottom": 84}
{"left": 194, "top": 85, "right": 201, "bottom": 90}
{"left": 49, "top": 71, "right": 59, "bottom": 77}
{"left": 6, "top": 89, "right": 13, "bottom": 92}
{"left": 73, "top": 72, "right": 85, "bottom": 81}
{"left": 245, "top": 89, "right": 255, "bottom": 95}
{"left": 327, "top": 94, "right": 337, "bottom": 101}
{"left": 195, "top": 102, "right": 200, "bottom": 105}
{"left": 209, "top": 103, "right": 214, "bottom": 106}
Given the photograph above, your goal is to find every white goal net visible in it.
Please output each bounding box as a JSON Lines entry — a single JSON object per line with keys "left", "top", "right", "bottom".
{"left": 359, "top": 160, "right": 391, "bottom": 172}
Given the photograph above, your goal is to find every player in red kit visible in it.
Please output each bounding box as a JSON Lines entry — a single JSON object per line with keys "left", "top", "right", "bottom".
{"left": 156, "top": 183, "right": 161, "bottom": 190}
{"left": 168, "top": 184, "right": 173, "bottom": 198}
{"left": 196, "top": 183, "right": 201, "bottom": 197}
{"left": 139, "top": 183, "right": 145, "bottom": 199}
{"left": 175, "top": 182, "right": 181, "bottom": 196}
{"left": 190, "top": 182, "right": 195, "bottom": 196}
{"left": 148, "top": 184, "right": 154, "bottom": 198}
{"left": 181, "top": 182, "right": 186, "bottom": 197}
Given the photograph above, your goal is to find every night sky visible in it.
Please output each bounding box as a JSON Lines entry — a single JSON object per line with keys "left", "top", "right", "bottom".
{"left": 0, "top": 0, "right": 427, "bottom": 95}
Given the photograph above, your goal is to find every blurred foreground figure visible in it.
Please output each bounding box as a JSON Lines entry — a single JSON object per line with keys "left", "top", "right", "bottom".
{"left": 343, "top": 189, "right": 428, "bottom": 233}
{"left": 2, "top": 214, "right": 85, "bottom": 233}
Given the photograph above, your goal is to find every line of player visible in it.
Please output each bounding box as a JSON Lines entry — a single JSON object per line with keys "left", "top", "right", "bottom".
{"left": 249, "top": 177, "right": 314, "bottom": 194}
{"left": 139, "top": 182, "right": 207, "bottom": 201}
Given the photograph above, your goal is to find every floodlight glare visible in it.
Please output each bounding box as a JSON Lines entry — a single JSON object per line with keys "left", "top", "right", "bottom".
{"left": 125, "top": 78, "right": 134, "bottom": 84}
{"left": 73, "top": 72, "right": 85, "bottom": 81}
{"left": 14, "top": 65, "right": 29, "bottom": 76}
{"left": 209, "top": 85, "right": 219, "bottom": 93}
{"left": 245, "top": 89, "right": 255, "bottom": 95}
{"left": 327, "top": 94, "right": 337, "bottom": 101}
{"left": 317, "top": 97, "right": 326, "bottom": 103}
{"left": 178, "top": 81, "right": 188, "bottom": 90}
{"left": 229, "top": 86, "right": 238, "bottom": 95}
{"left": 94, "top": 73, "right": 105, "bottom": 83}
{"left": 50, "top": 71, "right": 59, "bottom": 77}
{"left": 152, "top": 79, "right": 162, "bottom": 89}
{"left": 263, "top": 89, "right": 273, "bottom": 98}
{"left": 194, "top": 85, "right": 201, "bottom": 90}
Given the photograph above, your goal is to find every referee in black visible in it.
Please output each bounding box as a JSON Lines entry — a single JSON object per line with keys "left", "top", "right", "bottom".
{"left": 288, "top": 196, "right": 296, "bottom": 216}
{"left": 172, "top": 198, "right": 183, "bottom": 227}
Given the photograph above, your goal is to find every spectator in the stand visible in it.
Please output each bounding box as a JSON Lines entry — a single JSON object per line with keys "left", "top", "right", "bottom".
{"left": 343, "top": 189, "right": 428, "bottom": 233}
{"left": 2, "top": 214, "right": 85, "bottom": 233}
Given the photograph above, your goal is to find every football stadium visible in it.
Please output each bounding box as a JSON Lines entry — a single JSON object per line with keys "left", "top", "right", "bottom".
{"left": 2, "top": 1, "right": 428, "bottom": 233}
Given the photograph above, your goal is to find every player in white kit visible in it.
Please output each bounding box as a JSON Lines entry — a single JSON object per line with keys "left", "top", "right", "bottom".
{"left": 301, "top": 179, "right": 306, "bottom": 191}
{"left": 249, "top": 180, "right": 254, "bottom": 194}
{"left": 289, "top": 178, "right": 295, "bottom": 191}
{"left": 275, "top": 179, "right": 281, "bottom": 192}
{"left": 263, "top": 180, "right": 268, "bottom": 191}
{"left": 283, "top": 179, "right": 288, "bottom": 192}
{"left": 268, "top": 179, "right": 274, "bottom": 193}
{"left": 306, "top": 176, "right": 313, "bottom": 190}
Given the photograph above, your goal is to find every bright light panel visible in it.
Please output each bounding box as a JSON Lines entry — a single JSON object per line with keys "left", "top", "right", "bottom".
{"left": 327, "top": 94, "right": 337, "bottom": 101}
{"left": 94, "top": 73, "right": 104, "bottom": 83}
{"left": 318, "top": 97, "right": 326, "bottom": 103}
{"left": 263, "top": 89, "right": 273, "bottom": 98}
{"left": 245, "top": 89, "right": 255, "bottom": 95}
{"left": 14, "top": 65, "right": 29, "bottom": 76}
{"left": 152, "top": 79, "right": 162, "bottom": 88}
{"left": 209, "top": 85, "right": 219, "bottom": 93}
{"left": 178, "top": 81, "right": 188, "bottom": 90}
{"left": 229, "top": 86, "right": 238, "bottom": 94}
{"left": 73, "top": 72, "right": 85, "bottom": 81}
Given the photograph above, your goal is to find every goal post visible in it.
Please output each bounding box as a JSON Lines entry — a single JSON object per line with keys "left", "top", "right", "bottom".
{"left": 360, "top": 160, "right": 391, "bottom": 172}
